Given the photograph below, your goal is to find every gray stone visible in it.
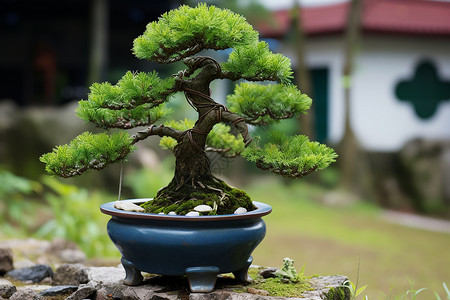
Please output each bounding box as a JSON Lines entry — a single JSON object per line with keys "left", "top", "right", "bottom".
{"left": 58, "top": 248, "right": 87, "bottom": 263}
{"left": 0, "top": 279, "right": 17, "bottom": 298}
{"left": 114, "top": 201, "right": 145, "bottom": 212}
{"left": 65, "top": 284, "right": 96, "bottom": 300}
{"left": 0, "top": 248, "right": 14, "bottom": 275}
{"left": 53, "top": 264, "right": 89, "bottom": 286}
{"left": 47, "top": 238, "right": 86, "bottom": 263}
{"left": 6, "top": 264, "right": 54, "bottom": 283}
{"left": 259, "top": 267, "right": 277, "bottom": 279}
{"left": 302, "top": 275, "right": 350, "bottom": 300}
{"left": 17, "top": 285, "right": 52, "bottom": 294}
{"left": 85, "top": 266, "right": 126, "bottom": 287}
{"left": 39, "top": 285, "right": 79, "bottom": 296}
{"left": 9, "top": 288, "right": 43, "bottom": 300}
{"left": 104, "top": 283, "right": 178, "bottom": 300}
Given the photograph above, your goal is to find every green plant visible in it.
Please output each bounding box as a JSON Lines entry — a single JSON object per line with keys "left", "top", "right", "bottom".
{"left": 40, "top": 4, "right": 336, "bottom": 215}
{"left": 434, "top": 282, "right": 450, "bottom": 300}
{"left": 0, "top": 169, "right": 42, "bottom": 235}
{"left": 343, "top": 280, "right": 368, "bottom": 299}
{"left": 36, "top": 176, "right": 117, "bottom": 257}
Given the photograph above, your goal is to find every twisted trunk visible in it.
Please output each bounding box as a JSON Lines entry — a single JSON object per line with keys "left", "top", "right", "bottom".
{"left": 141, "top": 57, "right": 255, "bottom": 215}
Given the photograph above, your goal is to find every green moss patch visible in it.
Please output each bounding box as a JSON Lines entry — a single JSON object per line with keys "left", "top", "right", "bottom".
{"left": 244, "top": 267, "right": 313, "bottom": 297}
{"left": 140, "top": 177, "right": 256, "bottom": 215}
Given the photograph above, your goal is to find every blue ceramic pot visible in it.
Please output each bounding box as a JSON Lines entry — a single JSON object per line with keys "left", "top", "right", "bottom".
{"left": 100, "top": 199, "right": 271, "bottom": 292}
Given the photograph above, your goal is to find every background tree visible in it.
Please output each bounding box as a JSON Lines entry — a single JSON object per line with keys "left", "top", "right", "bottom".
{"left": 339, "top": 0, "right": 363, "bottom": 190}
{"left": 41, "top": 4, "right": 337, "bottom": 214}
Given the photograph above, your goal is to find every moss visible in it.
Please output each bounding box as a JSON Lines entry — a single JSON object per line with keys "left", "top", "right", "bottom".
{"left": 140, "top": 177, "right": 256, "bottom": 215}
{"left": 326, "top": 286, "right": 349, "bottom": 300}
{"left": 238, "top": 267, "right": 313, "bottom": 297}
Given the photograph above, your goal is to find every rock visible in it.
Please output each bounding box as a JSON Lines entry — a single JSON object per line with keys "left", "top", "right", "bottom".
{"left": 302, "top": 275, "right": 350, "bottom": 300}
{"left": 6, "top": 264, "right": 53, "bottom": 283}
{"left": 186, "top": 211, "right": 200, "bottom": 217}
{"left": 247, "top": 287, "right": 270, "bottom": 296}
{"left": 194, "top": 205, "right": 213, "bottom": 213}
{"left": 101, "top": 283, "right": 177, "bottom": 300}
{"left": 53, "top": 264, "right": 89, "bottom": 286}
{"left": 65, "top": 284, "right": 96, "bottom": 300}
{"left": 168, "top": 211, "right": 177, "bottom": 215}
{"left": 46, "top": 238, "right": 86, "bottom": 263}
{"left": 0, "top": 279, "right": 16, "bottom": 298}
{"left": 85, "top": 266, "right": 126, "bottom": 286}
{"left": 0, "top": 248, "right": 13, "bottom": 275}
{"left": 39, "top": 285, "right": 79, "bottom": 296}
{"left": 9, "top": 288, "right": 43, "bottom": 300}
{"left": 114, "top": 201, "right": 145, "bottom": 212}
{"left": 57, "top": 248, "right": 87, "bottom": 263}
{"left": 234, "top": 207, "right": 247, "bottom": 214}
{"left": 259, "top": 267, "right": 277, "bottom": 279}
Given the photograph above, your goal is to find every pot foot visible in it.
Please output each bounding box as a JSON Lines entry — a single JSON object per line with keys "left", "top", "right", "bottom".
{"left": 233, "top": 256, "right": 253, "bottom": 283}
{"left": 186, "top": 266, "right": 219, "bottom": 293}
{"left": 121, "top": 257, "right": 143, "bottom": 286}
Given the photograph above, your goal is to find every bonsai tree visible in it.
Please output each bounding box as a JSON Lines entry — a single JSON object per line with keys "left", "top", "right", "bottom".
{"left": 40, "top": 4, "right": 337, "bottom": 215}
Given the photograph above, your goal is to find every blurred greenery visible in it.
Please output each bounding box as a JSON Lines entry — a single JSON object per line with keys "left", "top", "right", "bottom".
{"left": 0, "top": 169, "right": 117, "bottom": 258}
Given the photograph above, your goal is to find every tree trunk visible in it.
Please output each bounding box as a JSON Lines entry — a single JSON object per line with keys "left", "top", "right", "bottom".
{"left": 88, "top": 0, "right": 108, "bottom": 84}
{"left": 291, "top": 3, "right": 315, "bottom": 139}
{"left": 339, "top": 0, "right": 363, "bottom": 191}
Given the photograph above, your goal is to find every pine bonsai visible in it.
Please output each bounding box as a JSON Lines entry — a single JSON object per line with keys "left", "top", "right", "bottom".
{"left": 40, "top": 4, "right": 337, "bottom": 215}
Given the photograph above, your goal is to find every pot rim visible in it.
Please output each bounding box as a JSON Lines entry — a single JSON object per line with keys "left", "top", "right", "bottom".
{"left": 100, "top": 199, "right": 271, "bottom": 221}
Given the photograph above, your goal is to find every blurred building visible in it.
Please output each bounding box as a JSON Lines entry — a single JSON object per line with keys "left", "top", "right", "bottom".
{"left": 0, "top": 0, "right": 181, "bottom": 107}
{"left": 257, "top": 0, "right": 450, "bottom": 152}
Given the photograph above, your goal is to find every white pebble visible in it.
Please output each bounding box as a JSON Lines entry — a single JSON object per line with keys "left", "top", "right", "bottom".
{"left": 234, "top": 207, "right": 247, "bottom": 214}
{"left": 186, "top": 211, "right": 200, "bottom": 217}
{"left": 158, "top": 212, "right": 165, "bottom": 215}
{"left": 194, "top": 205, "right": 213, "bottom": 213}
{"left": 114, "top": 201, "right": 145, "bottom": 212}
{"left": 168, "top": 211, "right": 177, "bottom": 215}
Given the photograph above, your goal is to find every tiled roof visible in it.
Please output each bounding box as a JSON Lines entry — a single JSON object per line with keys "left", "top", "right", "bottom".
{"left": 257, "top": 0, "right": 450, "bottom": 37}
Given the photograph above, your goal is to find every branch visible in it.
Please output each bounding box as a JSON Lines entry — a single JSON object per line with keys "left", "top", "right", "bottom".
{"left": 220, "top": 111, "right": 252, "bottom": 146}
{"left": 219, "top": 70, "right": 279, "bottom": 83}
{"left": 132, "top": 124, "right": 182, "bottom": 145}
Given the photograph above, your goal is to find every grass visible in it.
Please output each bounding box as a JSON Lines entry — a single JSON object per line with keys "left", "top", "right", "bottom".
{"left": 243, "top": 177, "right": 450, "bottom": 299}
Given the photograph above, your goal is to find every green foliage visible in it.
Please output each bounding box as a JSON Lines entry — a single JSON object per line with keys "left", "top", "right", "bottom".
{"left": 243, "top": 132, "right": 337, "bottom": 178}
{"left": 76, "top": 71, "right": 174, "bottom": 129}
{"left": 435, "top": 282, "right": 450, "bottom": 300}
{"left": 0, "top": 170, "right": 43, "bottom": 235}
{"left": 160, "top": 119, "right": 245, "bottom": 157}
{"left": 36, "top": 177, "right": 118, "bottom": 257}
{"left": 222, "top": 41, "right": 294, "bottom": 83}
{"left": 40, "top": 131, "right": 134, "bottom": 178}
{"left": 133, "top": 3, "right": 259, "bottom": 63}
{"left": 342, "top": 280, "right": 368, "bottom": 299}
{"left": 227, "top": 82, "right": 311, "bottom": 125}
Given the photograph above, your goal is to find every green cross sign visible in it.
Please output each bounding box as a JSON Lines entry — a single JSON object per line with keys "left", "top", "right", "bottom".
{"left": 395, "top": 60, "right": 450, "bottom": 119}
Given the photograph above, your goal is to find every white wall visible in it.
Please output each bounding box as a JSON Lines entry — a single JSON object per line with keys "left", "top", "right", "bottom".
{"left": 352, "top": 35, "right": 450, "bottom": 152}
